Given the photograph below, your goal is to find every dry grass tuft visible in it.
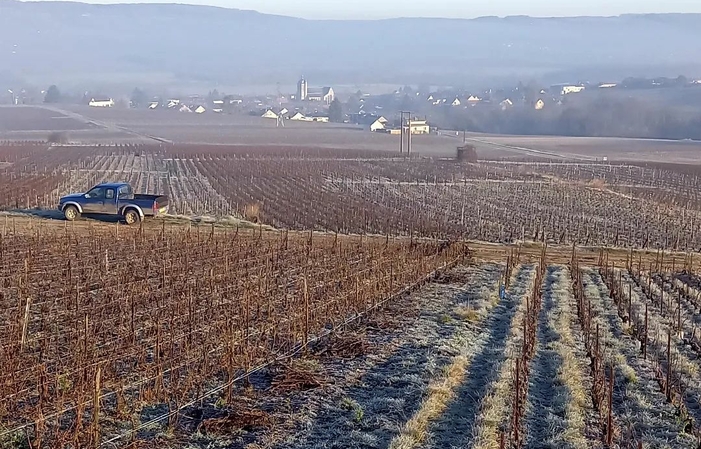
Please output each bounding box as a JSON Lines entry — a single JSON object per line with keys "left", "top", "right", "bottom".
{"left": 455, "top": 306, "right": 481, "bottom": 322}
{"left": 317, "top": 332, "right": 370, "bottom": 359}
{"left": 244, "top": 202, "right": 263, "bottom": 223}
{"left": 201, "top": 408, "right": 272, "bottom": 433}
{"left": 389, "top": 355, "right": 470, "bottom": 449}
{"left": 269, "top": 358, "right": 325, "bottom": 393}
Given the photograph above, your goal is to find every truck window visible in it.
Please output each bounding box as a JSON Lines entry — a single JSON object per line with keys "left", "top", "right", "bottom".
{"left": 86, "top": 187, "right": 105, "bottom": 199}
{"left": 118, "top": 185, "right": 131, "bottom": 199}
{"left": 105, "top": 189, "right": 115, "bottom": 200}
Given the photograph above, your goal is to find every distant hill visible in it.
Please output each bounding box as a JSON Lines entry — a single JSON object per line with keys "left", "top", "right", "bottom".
{"left": 2, "top": 1, "right": 701, "bottom": 92}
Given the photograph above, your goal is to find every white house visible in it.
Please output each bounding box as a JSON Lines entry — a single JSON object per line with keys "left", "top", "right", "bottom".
{"left": 289, "top": 111, "right": 306, "bottom": 121}
{"left": 369, "top": 118, "right": 385, "bottom": 132}
{"left": 262, "top": 110, "right": 279, "bottom": 119}
{"left": 167, "top": 99, "right": 181, "bottom": 108}
{"left": 534, "top": 99, "right": 545, "bottom": 110}
{"left": 451, "top": 97, "right": 462, "bottom": 106}
{"left": 89, "top": 98, "right": 115, "bottom": 108}
{"left": 308, "top": 115, "right": 329, "bottom": 123}
{"left": 179, "top": 105, "right": 192, "bottom": 113}
{"left": 148, "top": 101, "right": 159, "bottom": 110}
{"left": 467, "top": 95, "right": 481, "bottom": 104}
{"left": 212, "top": 100, "right": 224, "bottom": 113}
{"left": 194, "top": 105, "right": 206, "bottom": 114}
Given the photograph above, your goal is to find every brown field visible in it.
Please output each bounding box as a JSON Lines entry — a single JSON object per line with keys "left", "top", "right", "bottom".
{"left": 466, "top": 133, "right": 701, "bottom": 163}
{"left": 0, "top": 106, "right": 97, "bottom": 132}
{"left": 4, "top": 105, "right": 701, "bottom": 164}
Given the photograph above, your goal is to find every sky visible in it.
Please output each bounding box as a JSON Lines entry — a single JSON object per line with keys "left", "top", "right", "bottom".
{"left": 34, "top": 0, "right": 701, "bottom": 19}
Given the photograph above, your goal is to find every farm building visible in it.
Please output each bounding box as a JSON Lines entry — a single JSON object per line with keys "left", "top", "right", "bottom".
{"left": 451, "top": 98, "right": 461, "bottom": 106}
{"left": 89, "top": 98, "right": 115, "bottom": 108}
{"left": 194, "top": 105, "right": 206, "bottom": 114}
{"left": 535, "top": 99, "right": 545, "bottom": 110}
{"left": 369, "top": 118, "right": 385, "bottom": 132}
{"left": 262, "top": 110, "right": 279, "bottom": 119}
{"left": 552, "top": 84, "right": 586, "bottom": 95}
{"left": 289, "top": 112, "right": 306, "bottom": 121}
{"left": 308, "top": 115, "right": 329, "bottom": 123}
{"left": 467, "top": 95, "right": 482, "bottom": 104}
{"left": 406, "top": 119, "right": 430, "bottom": 135}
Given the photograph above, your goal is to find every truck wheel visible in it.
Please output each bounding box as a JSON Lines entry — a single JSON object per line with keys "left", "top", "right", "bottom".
{"left": 64, "top": 205, "right": 80, "bottom": 221}
{"left": 123, "top": 209, "right": 141, "bottom": 225}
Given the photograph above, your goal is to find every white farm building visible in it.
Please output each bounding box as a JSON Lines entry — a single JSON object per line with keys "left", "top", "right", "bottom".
{"left": 89, "top": 98, "right": 115, "bottom": 108}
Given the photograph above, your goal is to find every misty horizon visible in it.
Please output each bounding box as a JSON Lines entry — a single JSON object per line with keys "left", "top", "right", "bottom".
{"left": 3, "top": 1, "right": 701, "bottom": 93}
{"left": 22, "top": 0, "right": 701, "bottom": 20}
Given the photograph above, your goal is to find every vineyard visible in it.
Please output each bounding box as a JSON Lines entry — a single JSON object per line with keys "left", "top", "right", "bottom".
{"left": 1, "top": 143, "right": 700, "bottom": 249}
{"left": 2, "top": 140, "right": 701, "bottom": 448}
{"left": 1, "top": 219, "right": 701, "bottom": 448}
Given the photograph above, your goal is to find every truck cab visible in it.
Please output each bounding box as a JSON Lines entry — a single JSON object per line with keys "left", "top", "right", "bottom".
{"left": 58, "top": 182, "right": 169, "bottom": 225}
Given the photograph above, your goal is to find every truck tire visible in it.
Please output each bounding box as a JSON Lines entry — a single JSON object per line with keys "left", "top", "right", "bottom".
{"left": 123, "top": 209, "right": 141, "bottom": 225}
{"left": 63, "top": 205, "right": 80, "bottom": 221}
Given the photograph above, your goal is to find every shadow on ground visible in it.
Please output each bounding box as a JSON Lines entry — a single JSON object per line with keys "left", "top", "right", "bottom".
{"left": 1, "top": 208, "right": 122, "bottom": 223}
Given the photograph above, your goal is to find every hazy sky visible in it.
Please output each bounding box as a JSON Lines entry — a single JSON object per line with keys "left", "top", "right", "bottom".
{"left": 38, "top": 0, "right": 701, "bottom": 19}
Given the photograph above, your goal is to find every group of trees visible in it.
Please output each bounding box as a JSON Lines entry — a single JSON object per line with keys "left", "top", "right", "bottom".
{"left": 434, "top": 96, "right": 701, "bottom": 140}
{"left": 44, "top": 85, "right": 61, "bottom": 103}
{"left": 329, "top": 99, "right": 344, "bottom": 123}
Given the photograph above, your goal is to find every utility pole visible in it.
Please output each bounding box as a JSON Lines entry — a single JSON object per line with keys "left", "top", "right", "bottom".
{"left": 406, "top": 112, "right": 411, "bottom": 154}
{"left": 399, "top": 111, "right": 404, "bottom": 154}
{"left": 400, "top": 111, "right": 411, "bottom": 155}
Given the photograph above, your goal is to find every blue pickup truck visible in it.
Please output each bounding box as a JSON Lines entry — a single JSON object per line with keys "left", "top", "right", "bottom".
{"left": 58, "top": 182, "right": 169, "bottom": 225}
